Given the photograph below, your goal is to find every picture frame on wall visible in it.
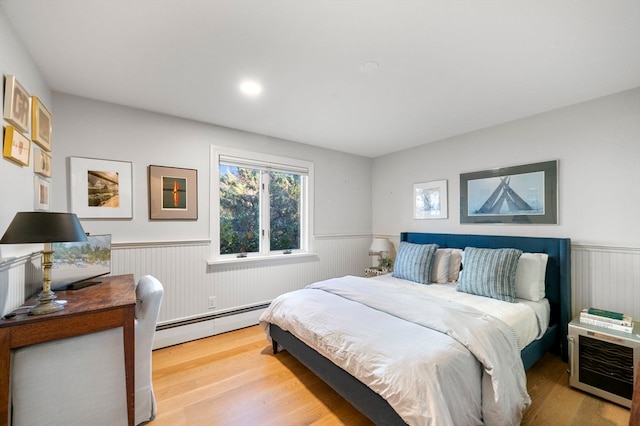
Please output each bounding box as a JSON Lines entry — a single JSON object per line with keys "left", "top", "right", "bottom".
{"left": 414, "top": 180, "right": 448, "bottom": 219}
{"left": 3, "top": 125, "right": 31, "bottom": 166}
{"left": 460, "top": 160, "right": 558, "bottom": 224}
{"left": 148, "top": 165, "right": 198, "bottom": 220}
{"left": 69, "top": 156, "right": 133, "bottom": 219}
{"left": 34, "top": 176, "right": 51, "bottom": 211}
{"left": 34, "top": 149, "right": 52, "bottom": 177}
{"left": 3, "top": 75, "right": 31, "bottom": 134}
{"left": 31, "top": 96, "right": 52, "bottom": 151}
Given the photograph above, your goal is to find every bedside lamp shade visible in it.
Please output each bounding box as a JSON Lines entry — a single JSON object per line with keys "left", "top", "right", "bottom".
{"left": 1, "top": 212, "right": 87, "bottom": 315}
{"left": 369, "top": 237, "right": 391, "bottom": 257}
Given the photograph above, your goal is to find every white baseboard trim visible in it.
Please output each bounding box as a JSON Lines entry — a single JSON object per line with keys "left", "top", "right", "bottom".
{"left": 152, "top": 308, "right": 267, "bottom": 349}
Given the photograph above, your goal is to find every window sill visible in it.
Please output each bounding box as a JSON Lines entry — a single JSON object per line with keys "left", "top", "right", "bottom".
{"left": 207, "top": 252, "right": 319, "bottom": 268}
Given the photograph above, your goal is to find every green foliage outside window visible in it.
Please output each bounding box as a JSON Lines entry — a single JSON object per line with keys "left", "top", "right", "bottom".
{"left": 219, "top": 167, "right": 301, "bottom": 255}
{"left": 270, "top": 172, "right": 301, "bottom": 251}
{"left": 219, "top": 166, "right": 259, "bottom": 254}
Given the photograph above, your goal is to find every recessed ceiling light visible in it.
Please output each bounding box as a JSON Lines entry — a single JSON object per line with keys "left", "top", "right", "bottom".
{"left": 239, "top": 80, "right": 262, "bottom": 96}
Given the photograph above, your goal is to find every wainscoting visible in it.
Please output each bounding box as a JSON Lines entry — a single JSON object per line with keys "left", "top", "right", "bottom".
{"left": 2, "top": 240, "right": 638, "bottom": 349}
{"left": 110, "top": 235, "right": 373, "bottom": 348}
{"left": 572, "top": 244, "right": 640, "bottom": 321}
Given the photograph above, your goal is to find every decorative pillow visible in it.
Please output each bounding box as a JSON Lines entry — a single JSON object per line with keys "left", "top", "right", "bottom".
{"left": 515, "top": 253, "right": 548, "bottom": 301}
{"left": 431, "top": 249, "right": 451, "bottom": 283}
{"left": 457, "top": 247, "right": 522, "bottom": 302}
{"left": 392, "top": 242, "right": 438, "bottom": 284}
{"left": 448, "top": 249, "right": 463, "bottom": 282}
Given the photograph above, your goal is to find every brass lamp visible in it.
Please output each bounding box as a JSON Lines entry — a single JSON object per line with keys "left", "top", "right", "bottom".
{"left": 0, "top": 212, "right": 87, "bottom": 315}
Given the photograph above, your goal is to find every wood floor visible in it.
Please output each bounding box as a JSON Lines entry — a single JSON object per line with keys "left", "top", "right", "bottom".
{"left": 151, "top": 325, "right": 631, "bottom": 426}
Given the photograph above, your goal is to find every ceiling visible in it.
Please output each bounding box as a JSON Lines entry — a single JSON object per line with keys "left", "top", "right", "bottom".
{"left": 2, "top": 1, "right": 639, "bottom": 158}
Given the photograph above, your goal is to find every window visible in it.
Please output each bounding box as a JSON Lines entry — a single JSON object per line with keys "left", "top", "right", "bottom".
{"left": 211, "top": 146, "right": 313, "bottom": 262}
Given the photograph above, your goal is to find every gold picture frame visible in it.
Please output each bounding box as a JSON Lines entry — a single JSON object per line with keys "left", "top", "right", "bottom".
{"left": 148, "top": 165, "right": 198, "bottom": 220}
{"left": 31, "top": 96, "right": 52, "bottom": 151}
{"left": 3, "top": 75, "right": 30, "bottom": 134}
{"left": 3, "top": 125, "right": 31, "bottom": 166}
{"left": 34, "top": 149, "right": 52, "bottom": 177}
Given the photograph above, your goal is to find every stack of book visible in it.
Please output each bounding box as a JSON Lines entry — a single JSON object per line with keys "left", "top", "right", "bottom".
{"left": 580, "top": 308, "right": 634, "bottom": 333}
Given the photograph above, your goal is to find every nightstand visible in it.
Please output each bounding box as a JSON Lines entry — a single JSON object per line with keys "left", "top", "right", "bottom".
{"left": 364, "top": 267, "right": 390, "bottom": 278}
{"left": 568, "top": 317, "right": 640, "bottom": 407}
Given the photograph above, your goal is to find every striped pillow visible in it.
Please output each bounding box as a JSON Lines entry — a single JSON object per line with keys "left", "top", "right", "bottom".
{"left": 457, "top": 247, "right": 522, "bottom": 302}
{"left": 392, "top": 242, "right": 438, "bottom": 284}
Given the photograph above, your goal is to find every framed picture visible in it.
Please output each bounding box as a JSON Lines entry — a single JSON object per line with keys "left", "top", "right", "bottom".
{"left": 34, "top": 176, "right": 50, "bottom": 211}
{"left": 148, "top": 165, "right": 198, "bottom": 220}
{"left": 3, "top": 75, "right": 30, "bottom": 133}
{"left": 3, "top": 125, "right": 31, "bottom": 166}
{"left": 460, "top": 160, "right": 558, "bottom": 224}
{"left": 31, "top": 96, "right": 52, "bottom": 151}
{"left": 414, "top": 180, "right": 448, "bottom": 219}
{"left": 69, "top": 157, "right": 133, "bottom": 219}
{"left": 34, "top": 149, "right": 52, "bottom": 177}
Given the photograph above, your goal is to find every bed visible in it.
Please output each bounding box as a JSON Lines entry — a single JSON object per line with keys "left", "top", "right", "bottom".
{"left": 260, "top": 232, "right": 571, "bottom": 425}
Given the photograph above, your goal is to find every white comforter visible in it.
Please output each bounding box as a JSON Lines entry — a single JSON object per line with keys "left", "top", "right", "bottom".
{"left": 260, "top": 275, "right": 532, "bottom": 426}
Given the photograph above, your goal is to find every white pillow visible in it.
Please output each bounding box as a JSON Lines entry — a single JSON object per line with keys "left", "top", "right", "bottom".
{"left": 431, "top": 249, "right": 451, "bottom": 283}
{"left": 514, "top": 253, "right": 548, "bottom": 301}
{"left": 448, "top": 249, "right": 463, "bottom": 282}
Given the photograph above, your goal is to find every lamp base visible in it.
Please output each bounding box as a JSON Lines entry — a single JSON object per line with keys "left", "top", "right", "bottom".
{"left": 29, "top": 291, "right": 65, "bottom": 315}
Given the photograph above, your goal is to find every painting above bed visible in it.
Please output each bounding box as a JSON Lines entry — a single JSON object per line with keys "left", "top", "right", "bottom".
{"left": 460, "top": 160, "right": 558, "bottom": 224}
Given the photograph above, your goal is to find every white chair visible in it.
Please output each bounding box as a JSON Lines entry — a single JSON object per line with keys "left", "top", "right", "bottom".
{"left": 11, "top": 275, "right": 164, "bottom": 426}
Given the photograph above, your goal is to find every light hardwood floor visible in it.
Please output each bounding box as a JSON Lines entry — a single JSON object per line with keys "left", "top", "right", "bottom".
{"left": 151, "top": 325, "right": 631, "bottom": 425}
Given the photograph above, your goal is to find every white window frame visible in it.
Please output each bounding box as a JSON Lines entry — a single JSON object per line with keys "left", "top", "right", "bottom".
{"left": 209, "top": 145, "right": 315, "bottom": 266}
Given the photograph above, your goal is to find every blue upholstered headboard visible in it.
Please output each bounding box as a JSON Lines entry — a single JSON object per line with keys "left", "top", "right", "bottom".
{"left": 401, "top": 232, "right": 571, "bottom": 363}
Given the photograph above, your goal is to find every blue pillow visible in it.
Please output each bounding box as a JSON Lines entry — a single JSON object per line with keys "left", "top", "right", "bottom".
{"left": 457, "top": 247, "right": 522, "bottom": 302}
{"left": 392, "top": 242, "right": 438, "bottom": 284}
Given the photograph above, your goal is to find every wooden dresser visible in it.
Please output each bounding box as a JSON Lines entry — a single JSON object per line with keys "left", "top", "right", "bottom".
{"left": 0, "top": 274, "right": 136, "bottom": 426}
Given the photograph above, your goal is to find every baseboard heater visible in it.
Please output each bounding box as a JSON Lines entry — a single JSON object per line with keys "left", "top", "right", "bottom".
{"left": 156, "top": 302, "right": 271, "bottom": 331}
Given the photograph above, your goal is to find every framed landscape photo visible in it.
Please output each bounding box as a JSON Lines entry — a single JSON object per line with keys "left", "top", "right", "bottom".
{"left": 3, "top": 75, "right": 31, "bottom": 134}
{"left": 3, "top": 125, "right": 31, "bottom": 166}
{"left": 34, "top": 149, "right": 52, "bottom": 177}
{"left": 148, "top": 165, "right": 198, "bottom": 220}
{"left": 414, "top": 179, "right": 448, "bottom": 219}
{"left": 34, "top": 176, "right": 50, "bottom": 211}
{"left": 460, "top": 160, "right": 558, "bottom": 224}
{"left": 31, "top": 96, "right": 52, "bottom": 151}
{"left": 70, "top": 157, "right": 133, "bottom": 219}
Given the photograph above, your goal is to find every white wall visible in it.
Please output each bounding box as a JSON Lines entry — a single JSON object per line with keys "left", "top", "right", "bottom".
{"left": 372, "top": 88, "right": 640, "bottom": 247}
{"left": 372, "top": 89, "right": 640, "bottom": 319}
{"left": 51, "top": 93, "right": 372, "bottom": 240}
{"left": 0, "top": 7, "right": 52, "bottom": 258}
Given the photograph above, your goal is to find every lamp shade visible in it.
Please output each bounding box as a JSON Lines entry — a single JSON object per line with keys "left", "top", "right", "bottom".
{"left": 369, "top": 237, "right": 391, "bottom": 253}
{"left": 0, "top": 212, "right": 87, "bottom": 244}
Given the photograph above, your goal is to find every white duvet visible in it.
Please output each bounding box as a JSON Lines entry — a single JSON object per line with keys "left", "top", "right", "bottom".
{"left": 260, "top": 275, "right": 534, "bottom": 426}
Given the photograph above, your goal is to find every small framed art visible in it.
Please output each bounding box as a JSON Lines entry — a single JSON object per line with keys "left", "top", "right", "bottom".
{"left": 414, "top": 180, "right": 448, "bottom": 219}
{"left": 3, "top": 75, "right": 30, "bottom": 133}
{"left": 69, "top": 156, "right": 133, "bottom": 219}
{"left": 34, "top": 149, "right": 52, "bottom": 177}
{"left": 3, "top": 125, "right": 31, "bottom": 166}
{"left": 460, "top": 160, "right": 558, "bottom": 224}
{"left": 148, "top": 165, "right": 198, "bottom": 220}
{"left": 34, "top": 176, "right": 50, "bottom": 211}
{"left": 31, "top": 96, "right": 52, "bottom": 151}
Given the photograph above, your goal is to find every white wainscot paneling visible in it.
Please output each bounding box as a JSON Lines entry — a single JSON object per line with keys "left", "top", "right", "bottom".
{"left": 572, "top": 244, "right": 640, "bottom": 321}
{"left": 111, "top": 236, "right": 371, "bottom": 348}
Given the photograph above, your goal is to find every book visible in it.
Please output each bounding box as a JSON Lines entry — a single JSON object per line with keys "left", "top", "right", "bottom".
{"left": 579, "top": 316, "right": 634, "bottom": 333}
{"left": 580, "top": 309, "right": 632, "bottom": 326}
{"left": 587, "top": 307, "right": 624, "bottom": 320}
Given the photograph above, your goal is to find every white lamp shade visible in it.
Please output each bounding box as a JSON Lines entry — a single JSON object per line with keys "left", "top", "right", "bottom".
{"left": 369, "top": 237, "right": 391, "bottom": 253}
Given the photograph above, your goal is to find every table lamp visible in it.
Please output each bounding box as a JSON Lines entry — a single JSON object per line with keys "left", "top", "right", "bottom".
{"left": 369, "top": 237, "right": 391, "bottom": 260}
{"left": 0, "top": 212, "right": 87, "bottom": 315}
